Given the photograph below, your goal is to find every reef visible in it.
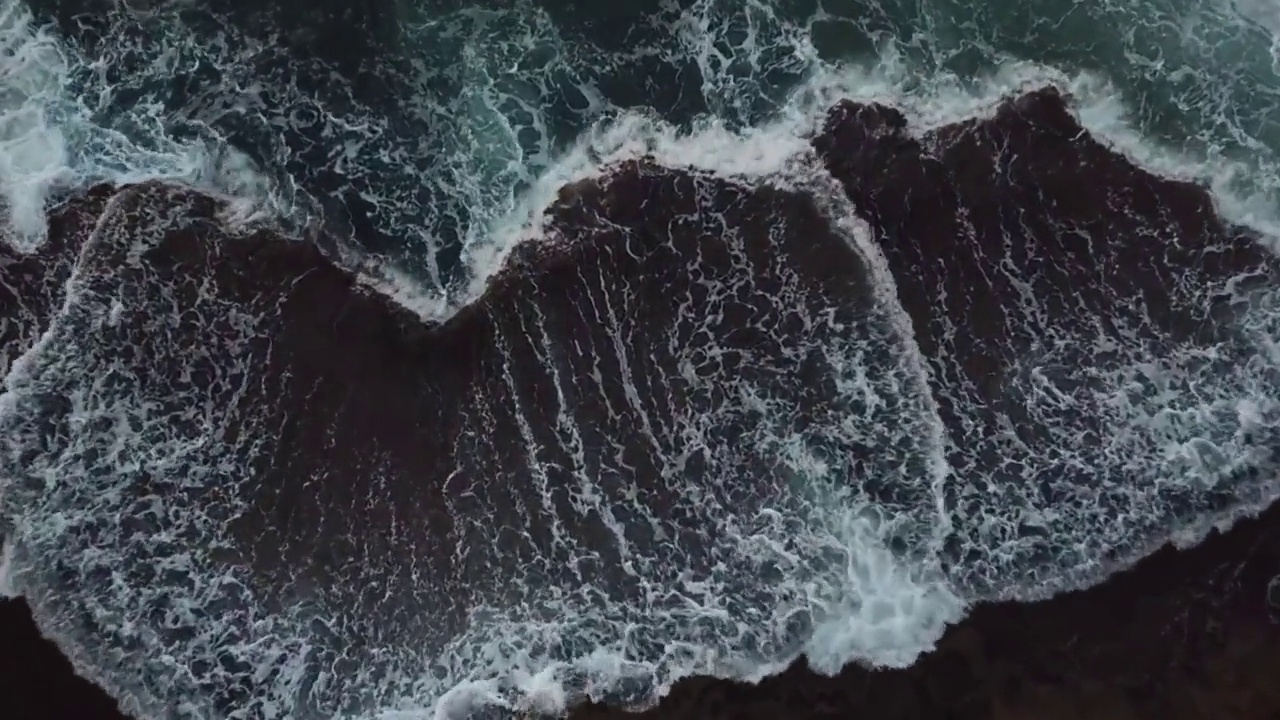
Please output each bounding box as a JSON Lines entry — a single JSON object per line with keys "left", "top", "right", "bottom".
{"left": 1, "top": 86, "right": 1279, "bottom": 720}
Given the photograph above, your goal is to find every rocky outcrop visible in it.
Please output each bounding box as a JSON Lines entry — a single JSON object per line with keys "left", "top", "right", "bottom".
{"left": 572, "top": 85, "right": 1280, "bottom": 720}
{"left": 1, "top": 87, "right": 1278, "bottom": 720}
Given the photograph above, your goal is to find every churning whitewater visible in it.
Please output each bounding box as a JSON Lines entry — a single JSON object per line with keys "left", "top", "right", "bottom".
{"left": 1, "top": 0, "right": 1280, "bottom": 718}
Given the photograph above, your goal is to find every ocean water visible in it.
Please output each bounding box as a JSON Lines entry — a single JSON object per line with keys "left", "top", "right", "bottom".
{"left": 0, "top": 0, "right": 1278, "bottom": 718}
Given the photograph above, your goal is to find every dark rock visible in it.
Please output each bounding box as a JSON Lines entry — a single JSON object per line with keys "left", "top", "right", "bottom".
{"left": 0, "top": 597, "right": 126, "bottom": 720}
{"left": 565, "top": 495, "right": 1280, "bottom": 720}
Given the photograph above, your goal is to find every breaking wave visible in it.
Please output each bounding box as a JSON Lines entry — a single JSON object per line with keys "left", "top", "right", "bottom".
{"left": 1, "top": 0, "right": 1279, "bottom": 717}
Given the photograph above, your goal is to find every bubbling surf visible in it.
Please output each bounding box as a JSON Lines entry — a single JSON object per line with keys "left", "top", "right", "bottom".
{"left": 0, "top": 164, "right": 965, "bottom": 719}
{"left": 1, "top": 0, "right": 1280, "bottom": 719}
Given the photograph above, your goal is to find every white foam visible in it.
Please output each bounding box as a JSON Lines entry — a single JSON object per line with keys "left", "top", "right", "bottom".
{"left": 0, "top": 0, "right": 284, "bottom": 252}
{"left": 0, "top": 0, "right": 72, "bottom": 249}
{"left": 458, "top": 60, "right": 1125, "bottom": 309}
{"left": 0, "top": 536, "right": 15, "bottom": 598}
{"left": 2, "top": 2, "right": 1280, "bottom": 718}
{"left": 457, "top": 109, "right": 816, "bottom": 310}
{"left": 1067, "top": 71, "right": 1280, "bottom": 250}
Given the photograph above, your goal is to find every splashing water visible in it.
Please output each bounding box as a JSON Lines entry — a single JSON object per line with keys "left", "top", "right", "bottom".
{"left": 1, "top": 0, "right": 1279, "bottom": 718}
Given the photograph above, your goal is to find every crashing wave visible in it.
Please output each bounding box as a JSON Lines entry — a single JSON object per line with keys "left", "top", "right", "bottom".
{"left": 0, "top": 84, "right": 1277, "bottom": 718}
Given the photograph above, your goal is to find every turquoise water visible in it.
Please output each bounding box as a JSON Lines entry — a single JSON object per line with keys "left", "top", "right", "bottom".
{"left": 14, "top": 0, "right": 1280, "bottom": 284}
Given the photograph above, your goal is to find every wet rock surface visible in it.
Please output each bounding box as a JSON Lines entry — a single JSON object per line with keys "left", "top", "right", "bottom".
{"left": 2, "top": 87, "right": 1279, "bottom": 719}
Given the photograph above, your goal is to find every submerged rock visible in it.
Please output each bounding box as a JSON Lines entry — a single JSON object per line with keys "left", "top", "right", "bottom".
{"left": 0, "top": 86, "right": 1278, "bottom": 720}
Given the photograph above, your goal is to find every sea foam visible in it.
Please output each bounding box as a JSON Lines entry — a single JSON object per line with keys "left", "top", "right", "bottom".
{"left": 0, "top": 0, "right": 1279, "bottom": 718}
